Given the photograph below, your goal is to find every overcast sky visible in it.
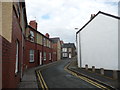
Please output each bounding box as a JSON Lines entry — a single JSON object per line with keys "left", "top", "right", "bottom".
{"left": 25, "top": 0, "right": 119, "bottom": 43}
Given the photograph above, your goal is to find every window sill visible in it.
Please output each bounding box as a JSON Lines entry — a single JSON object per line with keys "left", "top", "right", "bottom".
{"left": 29, "top": 61, "right": 35, "bottom": 63}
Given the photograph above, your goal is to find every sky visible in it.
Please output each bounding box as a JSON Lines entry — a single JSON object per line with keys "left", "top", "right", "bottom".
{"left": 25, "top": 0, "right": 119, "bottom": 43}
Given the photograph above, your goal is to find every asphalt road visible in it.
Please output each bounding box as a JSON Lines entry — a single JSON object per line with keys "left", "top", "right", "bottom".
{"left": 40, "top": 59, "right": 98, "bottom": 88}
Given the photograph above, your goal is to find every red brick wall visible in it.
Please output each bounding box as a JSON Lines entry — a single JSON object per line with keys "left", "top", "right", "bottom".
{"left": 2, "top": 8, "right": 23, "bottom": 88}
{"left": 24, "top": 39, "right": 56, "bottom": 69}
{"left": 24, "top": 40, "right": 38, "bottom": 69}
{"left": 42, "top": 47, "right": 53, "bottom": 64}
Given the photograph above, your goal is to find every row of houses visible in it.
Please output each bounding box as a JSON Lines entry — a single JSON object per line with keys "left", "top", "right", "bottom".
{"left": 0, "top": 1, "right": 76, "bottom": 88}
{"left": 0, "top": 1, "right": 63, "bottom": 88}
{"left": 76, "top": 11, "right": 120, "bottom": 70}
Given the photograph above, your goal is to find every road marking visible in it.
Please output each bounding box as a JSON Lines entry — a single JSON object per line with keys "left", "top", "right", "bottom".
{"left": 38, "top": 71, "right": 48, "bottom": 89}
{"left": 64, "top": 62, "right": 110, "bottom": 90}
{"left": 36, "top": 70, "right": 48, "bottom": 90}
{"left": 37, "top": 71, "right": 44, "bottom": 89}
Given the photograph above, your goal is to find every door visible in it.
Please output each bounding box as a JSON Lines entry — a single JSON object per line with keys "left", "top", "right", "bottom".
{"left": 15, "top": 41, "right": 19, "bottom": 73}
{"left": 39, "top": 52, "right": 42, "bottom": 65}
{"left": 69, "top": 53, "right": 72, "bottom": 58}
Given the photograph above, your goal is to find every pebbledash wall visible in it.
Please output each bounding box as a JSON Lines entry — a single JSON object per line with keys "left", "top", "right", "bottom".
{"left": 77, "top": 11, "right": 120, "bottom": 70}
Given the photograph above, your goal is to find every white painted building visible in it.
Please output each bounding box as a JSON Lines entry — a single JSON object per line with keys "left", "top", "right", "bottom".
{"left": 76, "top": 11, "right": 120, "bottom": 70}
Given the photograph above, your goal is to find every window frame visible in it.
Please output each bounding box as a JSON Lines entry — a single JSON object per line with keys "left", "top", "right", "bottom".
{"left": 29, "top": 31, "right": 35, "bottom": 42}
{"left": 29, "top": 50, "right": 35, "bottom": 63}
{"left": 44, "top": 52, "right": 46, "bottom": 61}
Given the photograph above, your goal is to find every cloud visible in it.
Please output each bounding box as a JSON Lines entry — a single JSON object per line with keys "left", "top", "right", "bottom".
{"left": 25, "top": 0, "right": 119, "bottom": 43}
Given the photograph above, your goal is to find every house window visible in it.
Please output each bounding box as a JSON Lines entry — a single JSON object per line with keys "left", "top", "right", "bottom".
{"left": 30, "top": 31, "right": 34, "bottom": 42}
{"left": 62, "top": 48, "right": 67, "bottom": 52}
{"left": 44, "top": 52, "right": 46, "bottom": 61}
{"left": 43, "top": 38, "right": 46, "bottom": 46}
{"left": 17, "top": 2, "right": 20, "bottom": 18}
{"left": 49, "top": 53, "right": 51, "bottom": 60}
{"left": 49, "top": 41, "right": 51, "bottom": 48}
{"left": 29, "top": 50, "right": 34, "bottom": 62}
{"left": 15, "top": 40, "right": 19, "bottom": 74}
{"left": 63, "top": 53, "right": 68, "bottom": 57}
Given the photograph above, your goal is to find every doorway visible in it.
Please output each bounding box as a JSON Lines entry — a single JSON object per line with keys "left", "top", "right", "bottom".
{"left": 39, "top": 52, "right": 42, "bottom": 65}
{"left": 69, "top": 53, "right": 72, "bottom": 58}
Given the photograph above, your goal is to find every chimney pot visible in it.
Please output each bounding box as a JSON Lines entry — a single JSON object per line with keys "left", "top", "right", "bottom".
{"left": 29, "top": 20, "right": 37, "bottom": 30}
{"left": 45, "top": 33, "right": 50, "bottom": 38}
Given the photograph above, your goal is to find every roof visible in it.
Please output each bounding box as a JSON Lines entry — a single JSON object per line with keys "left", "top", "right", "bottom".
{"left": 50, "top": 38, "right": 60, "bottom": 43}
{"left": 27, "top": 25, "right": 52, "bottom": 41}
{"left": 76, "top": 11, "right": 120, "bottom": 34}
{"left": 62, "top": 43, "right": 76, "bottom": 49}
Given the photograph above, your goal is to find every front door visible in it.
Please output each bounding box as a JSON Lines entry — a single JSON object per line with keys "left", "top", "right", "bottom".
{"left": 39, "top": 52, "right": 42, "bottom": 65}
{"left": 69, "top": 54, "right": 72, "bottom": 58}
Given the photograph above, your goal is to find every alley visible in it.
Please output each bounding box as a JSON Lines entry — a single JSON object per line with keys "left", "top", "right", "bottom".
{"left": 36, "top": 59, "right": 98, "bottom": 88}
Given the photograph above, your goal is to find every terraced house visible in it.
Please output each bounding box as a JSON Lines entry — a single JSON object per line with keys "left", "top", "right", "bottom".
{"left": 1, "top": 1, "right": 27, "bottom": 88}
{"left": 24, "top": 20, "right": 57, "bottom": 70}
{"left": 0, "top": 1, "right": 59, "bottom": 89}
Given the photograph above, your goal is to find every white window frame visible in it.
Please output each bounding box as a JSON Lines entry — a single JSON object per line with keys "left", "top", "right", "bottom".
{"left": 43, "top": 38, "right": 46, "bottom": 46}
{"left": 30, "top": 31, "right": 34, "bottom": 42}
{"left": 15, "top": 40, "right": 19, "bottom": 74}
{"left": 29, "top": 50, "right": 34, "bottom": 62}
{"left": 44, "top": 52, "right": 46, "bottom": 61}
{"left": 62, "top": 48, "right": 67, "bottom": 52}
{"left": 63, "top": 53, "right": 68, "bottom": 57}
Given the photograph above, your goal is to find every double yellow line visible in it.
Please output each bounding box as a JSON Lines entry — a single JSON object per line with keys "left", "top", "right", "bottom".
{"left": 64, "top": 63, "right": 110, "bottom": 90}
{"left": 36, "top": 70, "right": 48, "bottom": 90}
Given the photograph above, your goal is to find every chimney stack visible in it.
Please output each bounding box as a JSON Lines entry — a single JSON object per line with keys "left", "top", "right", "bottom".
{"left": 29, "top": 20, "right": 37, "bottom": 30}
{"left": 45, "top": 33, "right": 50, "bottom": 38}
{"left": 90, "top": 14, "right": 96, "bottom": 19}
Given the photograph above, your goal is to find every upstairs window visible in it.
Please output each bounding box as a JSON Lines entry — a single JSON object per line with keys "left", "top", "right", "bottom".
{"left": 62, "top": 48, "right": 67, "bottom": 52}
{"left": 43, "top": 38, "right": 46, "bottom": 46}
{"left": 30, "top": 31, "right": 34, "bottom": 42}
{"left": 17, "top": 2, "right": 20, "bottom": 19}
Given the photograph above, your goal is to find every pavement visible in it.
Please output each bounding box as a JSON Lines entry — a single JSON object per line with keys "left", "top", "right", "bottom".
{"left": 18, "top": 60, "right": 61, "bottom": 88}
{"left": 18, "top": 67, "right": 38, "bottom": 88}
{"left": 68, "top": 58, "right": 120, "bottom": 89}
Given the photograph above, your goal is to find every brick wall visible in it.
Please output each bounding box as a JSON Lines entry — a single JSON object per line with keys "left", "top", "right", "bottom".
{"left": 24, "top": 40, "right": 38, "bottom": 69}
{"left": 24, "top": 40, "right": 55, "bottom": 68}
{"left": 2, "top": 8, "right": 23, "bottom": 88}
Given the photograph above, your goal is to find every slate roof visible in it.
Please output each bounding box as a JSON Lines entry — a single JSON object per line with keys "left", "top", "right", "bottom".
{"left": 62, "top": 43, "right": 76, "bottom": 49}
{"left": 50, "top": 38, "right": 60, "bottom": 43}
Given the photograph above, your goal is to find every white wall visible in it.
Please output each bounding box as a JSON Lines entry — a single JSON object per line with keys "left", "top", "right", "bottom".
{"left": 78, "top": 14, "right": 118, "bottom": 70}
{"left": 77, "top": 33, "right": 81, "bottom": 67}
{"left": 118, "top": 19, "right": 120, "bottom": 70}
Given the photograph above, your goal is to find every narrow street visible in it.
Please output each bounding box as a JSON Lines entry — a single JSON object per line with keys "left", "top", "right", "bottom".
{"left": 36, "top": 59, "right": 98, "bottom": 88}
